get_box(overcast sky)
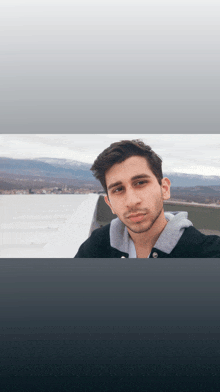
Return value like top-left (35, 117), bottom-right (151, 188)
top-left (0, 134), bottom-right (219, 177)
top-left (1, 1), bottom-right (220, 132)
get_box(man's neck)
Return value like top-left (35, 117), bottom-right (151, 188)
top-left (127, 212), bottom-right (168, 251)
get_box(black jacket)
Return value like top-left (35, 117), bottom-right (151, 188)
top-left (74, 224), bottom-right (220, 258)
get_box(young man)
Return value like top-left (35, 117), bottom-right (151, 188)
top-left (74, 140), bottom-right (220, 258)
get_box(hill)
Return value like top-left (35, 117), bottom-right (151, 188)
top-left (0, 157), bottom-right (219, 202)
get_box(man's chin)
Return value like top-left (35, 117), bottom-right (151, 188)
top-left (126, 221), bottom-right (153, 234)
top-left (124, 207), bottom-right (164, 235)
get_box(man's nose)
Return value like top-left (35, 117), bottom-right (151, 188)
top-left (125, 188), bottom-right (141, 208)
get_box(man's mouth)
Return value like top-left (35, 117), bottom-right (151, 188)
top-left (127, 213), bottom-right (146, 223)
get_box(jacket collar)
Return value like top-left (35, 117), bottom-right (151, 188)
top-left (110, 212), bottom-right (193, 257)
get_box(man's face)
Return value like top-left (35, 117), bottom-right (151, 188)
top-left (104, 156), bottom-right (171, 235)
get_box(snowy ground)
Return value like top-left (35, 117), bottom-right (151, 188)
top-left (0, 194), bottom-right (97, 258)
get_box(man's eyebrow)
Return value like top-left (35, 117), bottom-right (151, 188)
top-left (107, 174), bottom-right (151, 191)
top-left (131, 174), bottom-right (151, 181)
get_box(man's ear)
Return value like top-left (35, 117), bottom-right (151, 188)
top-left (161, 177), bottom-right (171, 200)
top-left (104, 195), bottom-right (115, 214)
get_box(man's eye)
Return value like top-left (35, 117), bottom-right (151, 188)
top-left (113, 187), bottom-right (123, 193)
top-left (136, 181), bottom-right (147, 186)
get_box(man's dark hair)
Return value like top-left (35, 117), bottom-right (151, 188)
top-left (90, 139), bottom-right (163, 194)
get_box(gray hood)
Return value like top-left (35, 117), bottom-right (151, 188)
top-left (110, 211), bottom-right (193, 258)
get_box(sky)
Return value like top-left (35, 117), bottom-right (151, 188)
top-left (0, 134), bottom-right (219, 177)
top-left (1, 1), bottom-right (220, 132)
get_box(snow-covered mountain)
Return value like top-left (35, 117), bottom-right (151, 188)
top-left (34, 158), bottom-right (91, 171)
top-left (0, 157), bottom-right (219, 187)
top-left (0, 157), bottom-right (94, 181)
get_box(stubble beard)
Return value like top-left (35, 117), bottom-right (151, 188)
top-left (125, 205), bottom-right (164, 235)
